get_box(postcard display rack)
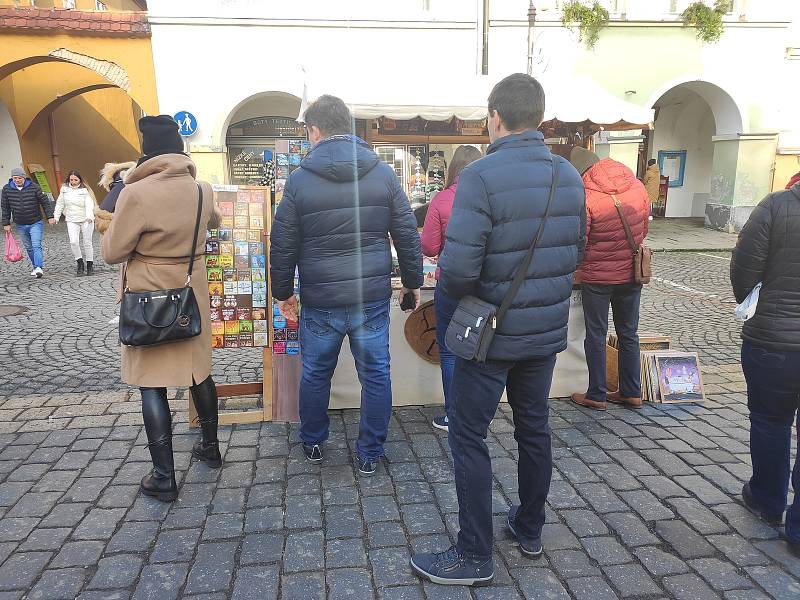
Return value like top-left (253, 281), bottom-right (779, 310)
top-left (189, 184), bottom-right (274, 426)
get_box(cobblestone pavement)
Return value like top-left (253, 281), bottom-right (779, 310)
top-left (645, 218), bottom-right (737, 252)
top-left (1, 223), bottom-right (799, 599)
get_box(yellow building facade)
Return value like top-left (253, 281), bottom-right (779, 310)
top-left (0, 1), bottom-right (158, 199)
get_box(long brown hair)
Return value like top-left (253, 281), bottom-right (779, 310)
top-left (445, 145), bottom-right (482, 189)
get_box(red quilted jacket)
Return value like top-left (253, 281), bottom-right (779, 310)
top-left (577, 158), bottom-right (650, 285)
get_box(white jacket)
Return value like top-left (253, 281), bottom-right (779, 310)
top-left (54, 186), bottom-right (94, 223)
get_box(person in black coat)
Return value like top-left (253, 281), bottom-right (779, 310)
top-left (270, 95), bottom-right (422, 477)
top-left (730, 182), bottom-right (800, 556)
top-left (2, 167), bottom-right (55, 277)
top-left (411, 74), bottom-right (586, 586)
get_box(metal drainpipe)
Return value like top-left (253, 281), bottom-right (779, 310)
top-left (48, 113), bottom-right (62, 190)
top-left (481, 0), bottom-right (489, 75)
top-left (526, 2), bottom-right (537, 76)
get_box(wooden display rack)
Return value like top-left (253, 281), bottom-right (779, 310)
top-left (189, 185), bottom-right (275, 427)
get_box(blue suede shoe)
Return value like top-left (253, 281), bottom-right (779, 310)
top-left (410, 545), bottom-right (494, 586)
top-left (507, 505), bottom-right (544, 558)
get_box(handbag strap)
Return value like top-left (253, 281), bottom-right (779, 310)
top-left (612, 194), bottom-right (638, 255)
top-left (496, 158), bottom-right (560, 325)
top-left (186, 183), bottom-right (204, 284)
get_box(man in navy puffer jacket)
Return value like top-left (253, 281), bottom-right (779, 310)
top-left (270, 95), bottom-right (422, 477)
top-left (411, 74), bottom-right (585, 586)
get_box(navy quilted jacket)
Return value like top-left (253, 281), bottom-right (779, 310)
top-left (270, 135), bottom-right (422, 309)
top-left (439, 130), bottom-right (586, 360)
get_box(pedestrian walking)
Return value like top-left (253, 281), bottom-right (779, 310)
top-left (643, 158), bottom-right (660, 206)
top-left (731, 179), bottom-right (800, 557)
top-left (569, 148), bottom-right (650, 411)
top-left (410, 73), bottom-right (586, 586)
top-left (101, 115), bottom-right (223, 502)
top-left (95, 160), bottom-right (136, 234)
top-left (270, 95), bottom-right (423, 477)
top-left (1, 167), bottom-right (55, 278)
top-left (54, 170), bottom-right (96, 276)
top-left (420, 145), bottom-right (482, 432)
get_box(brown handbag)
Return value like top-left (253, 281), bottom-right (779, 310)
top-left (612, 194), bottom-right (652, 284)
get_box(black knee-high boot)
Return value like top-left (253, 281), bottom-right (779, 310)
top-left (140, 387), bottom-right (178, 502)
top-left (190, 376), bottom-right (222, 468)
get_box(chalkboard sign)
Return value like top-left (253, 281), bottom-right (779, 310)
top-left (229, 147), bottom-right (266, 185)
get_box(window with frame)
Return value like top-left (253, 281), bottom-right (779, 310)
top-left (96, 1), bottom-right (108, 10)
top-left (63, 0), bottom-right (76, 8)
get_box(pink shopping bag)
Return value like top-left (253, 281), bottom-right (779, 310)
top-left (4, 230), bottom-right (23, 263)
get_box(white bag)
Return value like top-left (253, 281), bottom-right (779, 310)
top-left (735, 282), bottom-right (762, 322)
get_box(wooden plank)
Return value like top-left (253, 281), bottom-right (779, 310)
top-left (216, 382), bottom-right (263, 397)
top-left (219, 411), bottom-right (266, 425)
top-left (272, 353), bottom-right (301, 422)
top-left (262, 347), bottom-right (273, 422)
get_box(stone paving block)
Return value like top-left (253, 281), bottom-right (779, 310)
top-left (689, 558), bottom-right (754, 591)
top-left (283, 530), bottom-right (325, 573)
top-left (401, 503), bottom-right (446, 535)
top-left (64, 477), bottom-right (111, 503)
top-left (184, 542), bottom-right (236, 595)
top-left (673, 475), bottom-right (730, 504)
top-left (0, 551), bottom-right (51, 590)
top-left (638, 475), bottom-right (691, 499)
top-left (753, 540), bottom-right (800, 578)
top-left (203, 513), bottom-right (244, 540)
top-left (580, 536), bottom-right (632, 565)
top-left (72, 507), bottom-right (125, 540)
top-left (39, 502), bottom-right (89, 527)
top-left (327, 537), bottom-right (368, 569)
top-left (106, 521), bottom-right (159, 553)
top-left (567, 576), bottom-right (620, 600)
top-left (618, 489), bottom-right (676, 521)
top-left (133, 563), bottom-right (189, 600)
top-left (656, 520), bottom-right (716, 558)
top-left (323, 487), bottom-right (358, 506)
top-left (285, 494), bottom-right (321, 529)
top-left (126, 497), bottom-right (171, 521)
top-left (575, 482), bottom-right (628, 513)
top-left (635, 546), bottom-right (691, 576)
top-left (473, 587), bottom-right (523, 600)
top-left (0, 543), bottom-right (16, 566)
top-left (240, 533), bottom-right (284, 565)
top-left (549, 549), bottom-right (600, 579)
top-left (641, 449), bottom-right (696, 477)
top-left (327, 568), bottom-right (375, 600)
top-left (561, 509), bottom-right (609, 537)
top-left (6, 463), bottom-right (49, 482)
top-left (208, 487), bottom-right (246, 514)
top-left (77, 592), bottom-right (130, 600)
top-left (714, 503), bottom-right (780, 540)
top-left (603, 512), bottom-right (659, 546)
top-left (603, 563), bottom-right (662, 597)
top-left (87, 554), bottom-right (143, 589)
top-left (379, 586), bottom-right (426, 600)
top-left (554, 456), bottom-right (600, 484)
top-left (547, 480), bottom-right (587, 509)
top-left (362, 495), bottom-right (401, 522)
top-left (18, 527), bottom-right (71, 551)
top-left (422, 581), bottom-right (473, 599)
top-left (724, 592), bottom-right (770, 600)
top-left (396, 481), bottom-right (435, 505)
top-left (0, 482), bottom-right (32, 506)
top-left (151, 528), bottom-right (201, 563)
top-left (540, 522), bottom-right (581, 550)
top-left (244, 506), bottom-right (284, 533)
top-left (27, 567), bottom-right (87, 600)
top-left (369, 521), bottom-right (408, 548)
top-left (663, 573), bottom-right (723, 600)
top-left (369, 547), bottom-right (418, 587)
top-left (162, 507), bottom-right (207, 530)
top-left (246, 483), bottom-right (283, 508)
top-left (280, 572), bottom-right (325, 600)
top-left (0, 516), bottom-right (38, 541)
top-left (708, 533), bottom-right (771, 567)
top-left (325, 504), bottom-right (364, 539)
top-left (231, 565), bottom-right (279, 600)
top-left (667, 497), bottom-right (730, 534)
top-left (513, 567), bottom-right (570, 600)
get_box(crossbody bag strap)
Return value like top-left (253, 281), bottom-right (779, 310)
top-left (186, 183), bottom-right (204, 285)
top-left (496, 158), bottom-right (560, 325)
top-left (612, 194), bottom-right (638, 254)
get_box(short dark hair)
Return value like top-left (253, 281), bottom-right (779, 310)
top-left (303, 95), bottom-right (354, 137)
top-left (487, 73), bottom-right (545, 132)
top-left (648, 159), bottom-right (657, 166)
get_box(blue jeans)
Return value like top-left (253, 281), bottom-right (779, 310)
top-left (450, 353), bottom-right (557, 560)
top-left (299, 299), bottom-right (392, 461)
top-left (742, 341), bottom-right (800, 542)
top-left (434, 286), bottom-right (458, 415)
top-left (582, 283), bottom-right (642, 400)
top-left (15, 221), bottom-right (43, 268)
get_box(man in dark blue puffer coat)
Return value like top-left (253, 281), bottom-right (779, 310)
top-left (411, 74), bottom-right (586, 586)
top-left (270, 95), bottom-right (422, 477)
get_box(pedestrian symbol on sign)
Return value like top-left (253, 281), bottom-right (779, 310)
top-left (174, 111), bottom-right (197, 137)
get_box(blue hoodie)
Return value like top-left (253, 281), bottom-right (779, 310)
top-left (270, 135), bottom-right (423, 309)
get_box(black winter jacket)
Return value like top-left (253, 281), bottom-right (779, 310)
top-left (1, 178), bottom-right (53, 226)
top-left (270, 135), bottom-right (423, 309)
top-left (731, 184), bottom-right (800, 351)
top-left (439, 131), bottom-right (586, 361)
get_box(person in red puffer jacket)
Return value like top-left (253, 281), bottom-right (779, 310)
top-left (569, 147), bottom-right (650, 411)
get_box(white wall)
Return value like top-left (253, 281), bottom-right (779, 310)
top-left (0, 101), bottom-right (22, 183)
top-left (651, 95), bottom-right (715, 217)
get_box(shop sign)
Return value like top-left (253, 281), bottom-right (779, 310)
top-left (229, 147), bottom-right (266, 185)
top-left (228, 117), bottom-right (306, 139)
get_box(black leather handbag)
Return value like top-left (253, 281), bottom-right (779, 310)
top-left (445, 160), bottom-right (559, 363)
top-left (119, 184), bottom-right (204, 347)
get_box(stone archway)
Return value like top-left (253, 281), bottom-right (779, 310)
top-left (0, 99), bottom-right (22, 182)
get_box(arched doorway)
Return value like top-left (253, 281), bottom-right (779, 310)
top-left (224, 92), bottom-right (304, 186)
top-left (0, 100), bottom-right (22, 182)
top-left (647, 81), bottom-right (744, 218)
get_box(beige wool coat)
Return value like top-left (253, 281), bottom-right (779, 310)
top-left (101, 154), bottom-right (218, 388)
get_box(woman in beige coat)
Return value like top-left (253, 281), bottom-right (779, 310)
top-left (102, 115), bottom-right (222, 502)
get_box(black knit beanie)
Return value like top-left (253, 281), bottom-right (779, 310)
top-left (139, 115), bottom-right (184, 156)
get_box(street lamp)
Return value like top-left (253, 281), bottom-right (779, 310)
top-left (526, 1), bottom-right (537, 76)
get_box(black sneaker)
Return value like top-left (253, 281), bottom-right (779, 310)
top-left (410, 545), bottom-right (494, 586)
top-left (302, 443), bottom-right (323, 464)
top-left (742, 482), bottom-right (783, 526)
top-left (357, 455), bottom-right (377, 477)
top-left (432, 415), bottom-right (449, 432)
top-left (507, 505), bottom-right (543, 558)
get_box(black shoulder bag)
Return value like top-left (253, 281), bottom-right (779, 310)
top-left (119, 184), bottom-right (204, 347)
top-left (445, 160), bottom-right (559, 363)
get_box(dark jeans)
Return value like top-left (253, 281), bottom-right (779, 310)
top-left (582, 283), bottom-right (642, 400)
top-left (299, 299), bottom-right (392, 462)
top-left (742, 341), bottom-right (800, 541)
top-left (434, 286), bottom-right (458, 415)
top-left (15, 221), bottom-right (43, 268)
top-left (449, 354), bottom-right (557, 560)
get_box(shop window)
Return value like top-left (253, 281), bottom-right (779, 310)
top-left (63, 0), bottom-right (76, 8)
top-left (96, 0), bottom-right (108, 10)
